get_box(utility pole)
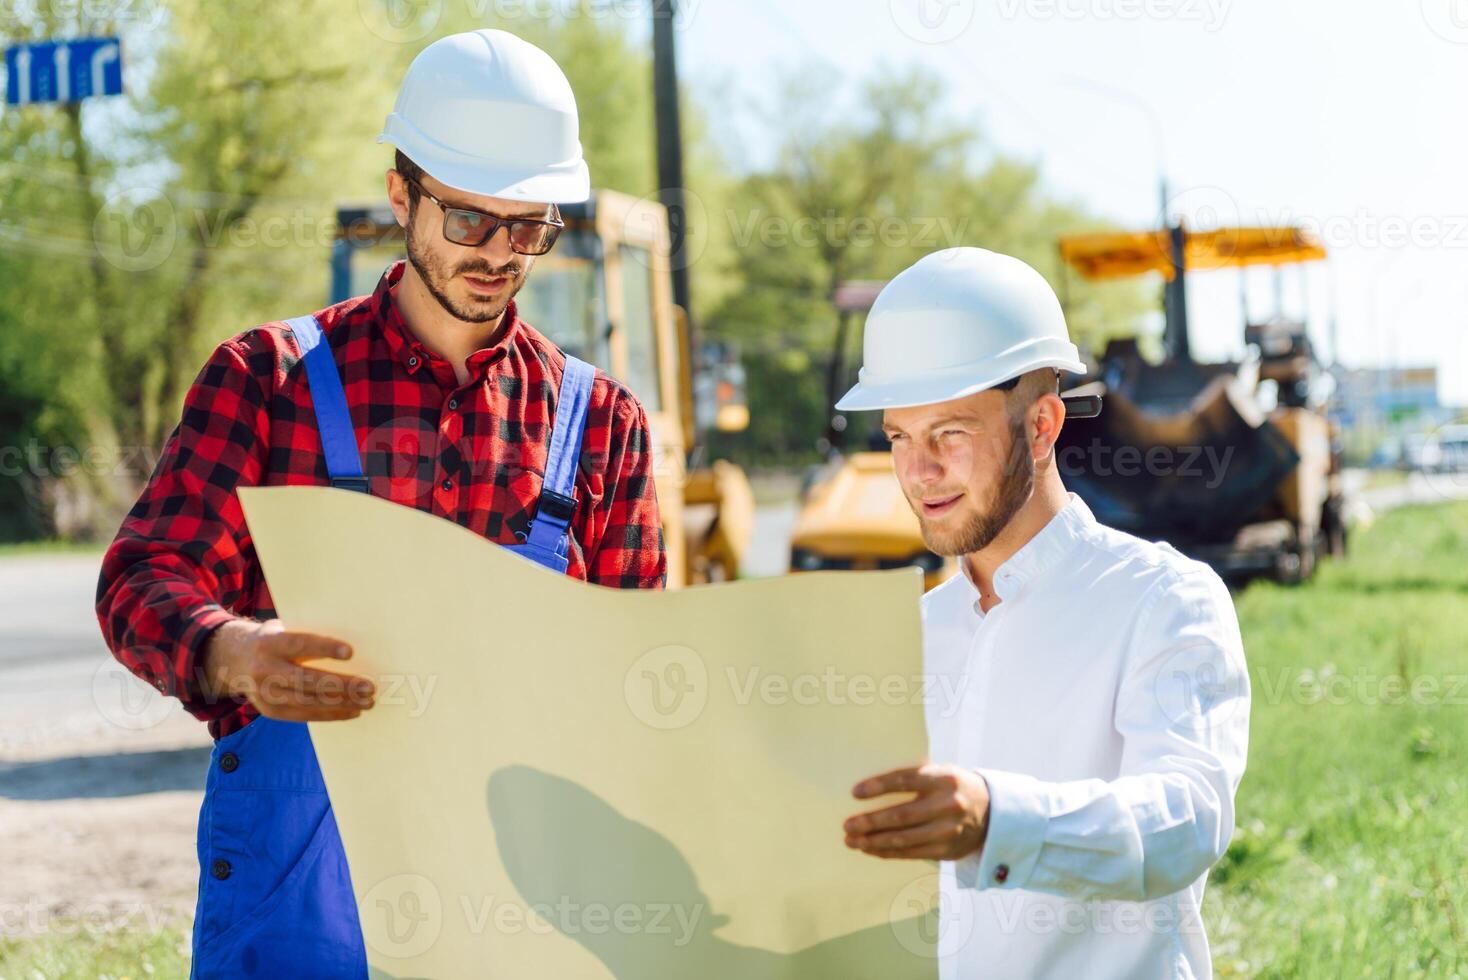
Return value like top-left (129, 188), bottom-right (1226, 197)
top-left (652, 0), bottom-right (694, 350)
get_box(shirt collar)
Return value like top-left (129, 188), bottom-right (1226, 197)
top-left (371, 259), bottom-right (523, 382)
top-left (960, 493), bottom-right (1096, 609)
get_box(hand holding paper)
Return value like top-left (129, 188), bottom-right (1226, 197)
top-left (240, 486), bottom-right (944, 979)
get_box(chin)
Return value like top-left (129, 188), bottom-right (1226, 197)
top-left (917, 519), bottom-right (965, 558)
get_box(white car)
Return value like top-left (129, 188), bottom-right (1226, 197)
top-left (1438, 425), bottom-right (1468, 471)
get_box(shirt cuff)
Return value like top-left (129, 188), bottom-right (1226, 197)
top-left (172, 604), bottom-right (243, 723)
top-left (956, 767), bottom-right (1050, 891)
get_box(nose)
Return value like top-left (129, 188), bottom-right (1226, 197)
top-left (471, 223), bottom-right (517, 268)
top-left (899, 442), bottom-right (945, 491)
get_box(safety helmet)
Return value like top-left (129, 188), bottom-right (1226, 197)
top-left (835, 247), bottom-right (1087, 411)
top-left (378, 29), bottom-right (590, 204)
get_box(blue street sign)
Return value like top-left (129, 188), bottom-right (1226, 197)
top-left (5, 37), bottom-right (124, 107)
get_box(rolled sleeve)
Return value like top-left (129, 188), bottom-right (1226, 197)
top-left (95, 339), bottom-right (267, 723)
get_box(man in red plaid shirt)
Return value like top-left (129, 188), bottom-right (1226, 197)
top-left (95, 30), bottom-right (664, 976)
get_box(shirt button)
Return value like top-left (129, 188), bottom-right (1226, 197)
top-left (211, 859), bottom-right (232, 881)
top-left (407, 355), bottom-right (419, 368)
top-left (218, 752), bottom-right (239, 773)
top-left (441, 478), bottom-right (453, 492)
top-left (994, 863), bottom-right (1010, 884)
top-left (447, 397), bottom-right (459, 410)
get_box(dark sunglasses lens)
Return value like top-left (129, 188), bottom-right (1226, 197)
top-left (508, 221), bottom-right (557, 255)
top-left (443, 208), bottom-right (492, 245)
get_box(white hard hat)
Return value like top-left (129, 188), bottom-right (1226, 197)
top-left (378, 29), bottom-right (590, 204)
top-left (835, 247), bottom-right (1087, 411)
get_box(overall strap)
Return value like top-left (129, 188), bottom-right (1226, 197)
top-left (286, 315), bottom-right (370, 494)
top-left (523, 355), bottom-right (596, 555)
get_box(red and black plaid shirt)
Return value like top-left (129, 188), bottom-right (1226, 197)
top-left (97, 260), bottom-right (666, 739)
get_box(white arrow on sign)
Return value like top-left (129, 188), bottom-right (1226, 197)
top-left (54, 44), bottom-right (70, 103)
top-left (14, 47), bottom-right (31, 104)
top-left (90, 41), bottom-right (120, 98)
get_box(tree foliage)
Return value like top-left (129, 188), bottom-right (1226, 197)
top-left (0, 4), bottom-right (1149, 539)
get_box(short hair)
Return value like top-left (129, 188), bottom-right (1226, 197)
top-left (1001, 368), bottom-right (1060, 426)
top-left (395, 149), bottom-right (424, 212)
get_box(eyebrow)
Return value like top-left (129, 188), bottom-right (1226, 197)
top-left (423, 185), bottom-right (552, 220)
top-left (883, 415), bottom-right (980, 435)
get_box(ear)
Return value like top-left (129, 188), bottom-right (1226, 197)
top-left (1030, 392), bottom-right (1066, 461)
top-left (386, 170), bottom-right (412, 230)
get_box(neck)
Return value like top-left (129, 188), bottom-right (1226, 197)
top-left (962, 467), bottom-right (1069, 605)
top-left (396, 264), bottom-right (507, 384)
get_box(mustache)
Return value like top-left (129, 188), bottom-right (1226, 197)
top-left (457, 261), bottom-right (521, 279)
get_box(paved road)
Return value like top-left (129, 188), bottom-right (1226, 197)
top-left (1, 554), bottom-right (112, 741)
top-left (0, 553), bottom-right (202, 756)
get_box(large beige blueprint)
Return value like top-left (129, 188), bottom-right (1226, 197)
top-left (239, 486), bottom-right (939, 978)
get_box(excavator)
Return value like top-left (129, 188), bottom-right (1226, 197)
top-left (328, 190), bottom-right (754, 588)
top-left (789, 222), bottom-right (1344, 585)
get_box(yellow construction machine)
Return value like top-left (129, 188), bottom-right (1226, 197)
top-left (1054, 222), bottom-right (1346, 582)
top-left (329, 190), bottom-right (753, 588)
top-left (789, 222), bottom-right (1343, 585)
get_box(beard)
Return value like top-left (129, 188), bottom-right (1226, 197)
top-left (918, 415), bottom-right (1036, 557)
top-left (404, 216), bottom-right (527, 324)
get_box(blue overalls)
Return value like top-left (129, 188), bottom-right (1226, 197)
top-left (189, 314), bottom-right (595, 977)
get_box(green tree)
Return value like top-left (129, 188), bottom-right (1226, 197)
top-left (703, 67), bottom-right (1151, 463)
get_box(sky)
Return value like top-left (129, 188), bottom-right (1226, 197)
top-left (649, 0), bottom-right (1468, 405)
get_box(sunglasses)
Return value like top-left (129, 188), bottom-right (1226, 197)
top-left (403, 174), bottom-right (564, 256)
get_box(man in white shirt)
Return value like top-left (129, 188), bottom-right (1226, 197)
top-left (838, 247), bottom-right (1250, 979)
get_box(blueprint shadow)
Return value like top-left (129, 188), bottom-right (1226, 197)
top-left (485, 765), bottom-right (938, 979)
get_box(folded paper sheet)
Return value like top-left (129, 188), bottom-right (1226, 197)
top-left (239, 486), bottom-right (939, 979)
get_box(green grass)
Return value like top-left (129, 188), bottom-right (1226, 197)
top-left (4, 504), bottom-right (1465, 977)
top-left (0, 926), bottom-right (191, 979)
top-left (0, 539), bottom-right (104, 558)
top-left (1357, 468), bottom-right (1412, 491)
top-left (1207, 501), bottom-right (1468, 977)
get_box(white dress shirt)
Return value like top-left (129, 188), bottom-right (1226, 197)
top-left (923, 493), bottom-right (1249, 979)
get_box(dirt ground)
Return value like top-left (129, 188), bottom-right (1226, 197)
top-left (0, 710), bottom-right (211, 940)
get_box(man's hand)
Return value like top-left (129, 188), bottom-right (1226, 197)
top-left (844, 762), bottom-right (991, 861)
top-left (202, 619), bottom-right (374, 722)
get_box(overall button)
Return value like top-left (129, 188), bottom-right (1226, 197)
top-left (218, 752), bottom-right (239, 773)
top-left (211, 859), bottom-right (232, 881)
